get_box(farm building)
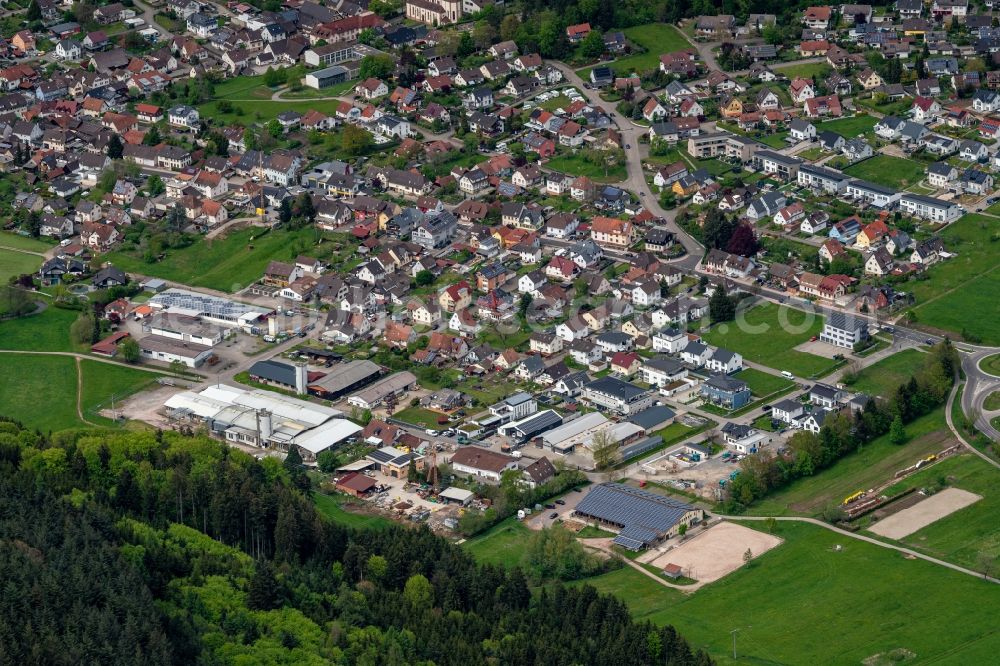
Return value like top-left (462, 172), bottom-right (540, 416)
top-left (574, 483), bottom-right (704, 550)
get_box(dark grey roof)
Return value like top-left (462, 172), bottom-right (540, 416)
top-left (585, 376), bottom-right (647, 401)
top-left (810, 383), bottom-right (840, 399)
top-left (249, 359), bottom-right (296, 385)
top-left (575, 483), bottom-right (694, 548)
top-left (627, 405), bottom-right (676, 430)
top-left (510, 409), bottom-right (563, 437)
top-left (705, 374), bottom-right (749, 393)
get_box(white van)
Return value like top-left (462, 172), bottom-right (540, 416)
top-left (781, 371), bottom-right (794, 379)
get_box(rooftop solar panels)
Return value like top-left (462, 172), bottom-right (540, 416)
top-left (575, 483), bottom-right (695, 548)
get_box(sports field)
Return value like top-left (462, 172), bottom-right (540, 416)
top-left (702, 303), bottom-right (838, 378)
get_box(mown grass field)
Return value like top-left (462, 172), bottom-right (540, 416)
top-left (0, 307), bottom-right (84, 352)
top-left (732, 367), bottom-right (794, 397)
top-left (0, 248), bottom-right (42, 283)
top-left (79, 359), bottom-right (162, 420)
top-left (843, 154), bottom-right (927, 189)
top-left (701, 303), bottom-right (837, 378)
top-left (546, 153), bottom-right (627, 182)
top-left (462, 517), bottom-right (532, 567)
top-left (0, 232), bottom-right (53, 252)
top-left (816, 114), bottom-right (878, 137)
top-left (394, 406), bottom-right (447, 429)
top-left (0, 355), bottom-right (160, 430)
top-left (847, 348), bottom-right (926, 399)
top-left (312, 492), bottom-right (394, 530)
top-left (577, 24), bottom-right (689, 78)
top-left (749, 407), bottom-right (954, 516)
top-left (773, 61), bottom-right (832, 80)
top-left (102, 227), bottom-right (326, 293)
top-left (579, 521), bottom-right (1000, 664)
top-left (0, 354), bottom-right (81, 430)
top-left (873, 454), bottom-right (1000, 570)
top-left (907, 214), bottom-right (1000, 344)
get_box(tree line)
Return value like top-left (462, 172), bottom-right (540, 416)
top-left (0, 420), bottom-right (711, 665)
top-left (724, 341), bottom-right (958, 513)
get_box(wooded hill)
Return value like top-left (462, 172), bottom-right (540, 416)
top-left (0, 420), bottom-right (712, 665)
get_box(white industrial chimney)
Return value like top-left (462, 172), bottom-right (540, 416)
top-left (256, 409), bottom-right (272, 446)
top-left (268, 317), bottom-right (278, 336)
top-left (294, 362), bottom-right (308, 395)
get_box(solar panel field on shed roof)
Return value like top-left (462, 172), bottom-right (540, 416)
top-left (575, 483), bottom-right (693, 543)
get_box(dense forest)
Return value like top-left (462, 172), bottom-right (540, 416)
top-left (0, 420), bottom-right (711, 665)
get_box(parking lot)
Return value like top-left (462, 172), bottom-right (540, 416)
top-left (526, 484), bottom-right (587, 529)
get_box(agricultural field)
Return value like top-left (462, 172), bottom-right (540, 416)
top-left (0, 248), bottom-right (42, 284)
top-left (312, 492), bottom-right (394, 530)
top-left (577, 24), bottom-right (689, 77)
top-left (0, 355), bottom-right (81, 430)
top-left (872, 454), bottom-right (1000, 571)
top-left (0, 306), bottom-right (85, 353)
top-left (907, 214), bottom-right (1000, 344)
top-left (462, 517), bottom-right (532, 567)
top-left (701, 303), bottom-right (838, 378)
top-left (749, 407), bottom-right (954, 516)
top-left (0, 355), bottom-right (160, 430)
top-left (845, 348), bottom-right (925, 399)
top-left (581, 521), bottom-right (1000, 664)
top-left (843, 155), bottom-right (927, 189)
top-left (545, 153), bottom-right (627, 182)
top-left (0, 232), bottom-right (54, 252)
top-left (731, 368), bottom-right (794, 397)
top-left (102, 226), bottom-right (330, 293)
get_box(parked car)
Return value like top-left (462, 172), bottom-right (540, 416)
top-left (549, 512), bottom-right (558, 519)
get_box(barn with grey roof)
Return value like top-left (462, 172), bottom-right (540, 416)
top-left (574, 483), bottom-right (704, 550)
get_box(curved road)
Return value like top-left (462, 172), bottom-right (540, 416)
top-left (961, 350), bottom-right (1000, 442)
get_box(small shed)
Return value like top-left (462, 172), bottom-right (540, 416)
top-left (335, 472), bottom-right (378, 498)
top-left (438, 486), bottom-right (475, 506)
top-left (662, 563), bottom-right (683, 580)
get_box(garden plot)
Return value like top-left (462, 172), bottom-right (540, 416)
top-left (869, 488), bottom-right (982, 540)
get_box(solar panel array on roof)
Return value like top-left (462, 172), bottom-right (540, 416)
top-left (575, 483), bottom-right (695, 548)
